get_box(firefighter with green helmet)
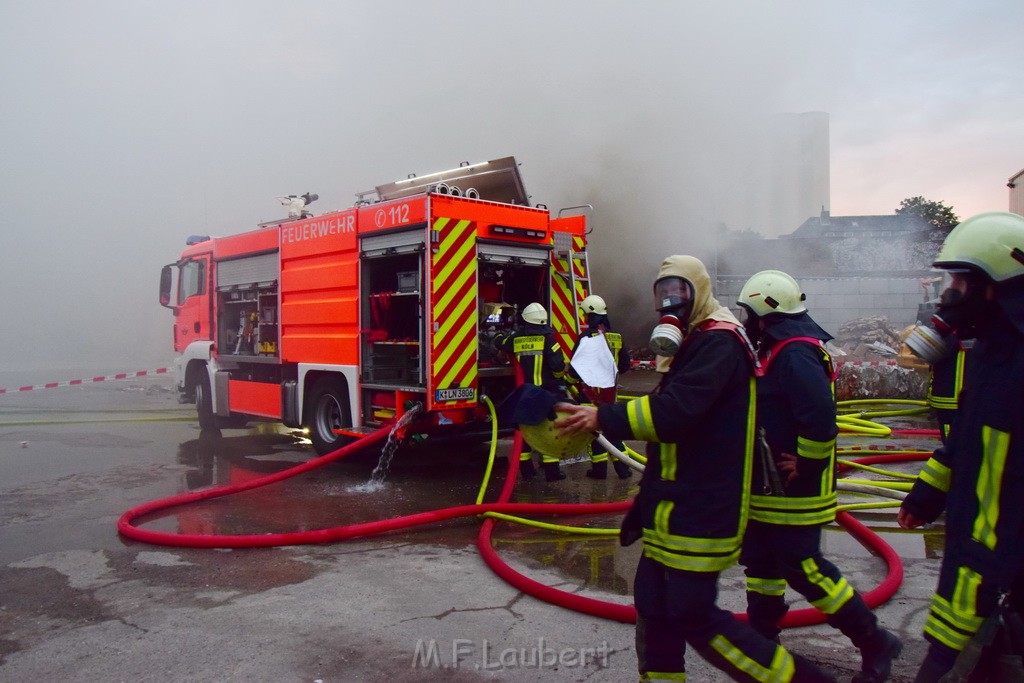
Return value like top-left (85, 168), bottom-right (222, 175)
top-left (494, 302), bottom-right (569, 482)
top-left (737, 269), bottom-right (901, 683)
top-left (556, 256), bottom-right (836, 682)
top-left (899, 211), bottom-right (1024, 681)
top-left (567, 294), bottom-right (634, 479)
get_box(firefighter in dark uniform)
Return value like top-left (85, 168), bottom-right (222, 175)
top-left (898, 212), bottom-right (1024, 681)
top-left (556, 256), bottom-right (835, 682)
top-left (925, 331), bottom-right (972, 443)
top-left (737, 270), bottom-right (901, 683)
top-left (494, 302), bottom-right (569, 482)
top-left (567, 294), bottom-right (634, 480)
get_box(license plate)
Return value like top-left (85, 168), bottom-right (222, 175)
top-left (435, 387), bottom-right (475, 402)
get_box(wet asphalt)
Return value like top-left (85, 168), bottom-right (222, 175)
top-left (0, 372), bottom-right (945, 681)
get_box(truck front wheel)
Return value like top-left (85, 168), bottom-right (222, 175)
top-left (194, 370), bottom-right (218, 431)
top-left (306, 377), bottom-right (355, 455)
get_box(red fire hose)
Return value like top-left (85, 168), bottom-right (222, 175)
top-left (118, 427), bottom-right (925, 627)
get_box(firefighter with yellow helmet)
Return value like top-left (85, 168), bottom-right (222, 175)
top-left (494, 302), bottom-right (569, 482)
top-left (899, 212), bottom-right (1024, 681)
top-left (567, 294), bottom-right (633, 479)
top-left (737, 269), bottom-right (901, 683)
top-left (556, 256), bottom-right (836, 682)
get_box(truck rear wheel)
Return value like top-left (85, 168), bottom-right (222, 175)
top-left (306, 377), bottom-right (355, 455)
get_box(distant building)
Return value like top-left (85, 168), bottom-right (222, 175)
top-left (782, 209), bottom-right (933, 275)
top-left (1009, 167), bottom-right (1024, 217)
top-left (788, 209), bottom-right (931, 242)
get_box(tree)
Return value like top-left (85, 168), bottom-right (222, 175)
top-left (895, 196), bottom-right (959, 235)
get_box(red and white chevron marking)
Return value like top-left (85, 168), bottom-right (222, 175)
top-left (0, 368), bottom-right (170, 395)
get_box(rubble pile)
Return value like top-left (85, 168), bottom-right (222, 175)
top-left (830, 315), bottom-right (902, 360)
top-left (830, 315), bottom-right (929, 401)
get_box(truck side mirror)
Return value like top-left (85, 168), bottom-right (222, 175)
top-left (159, 265), bottom-right (175, 309)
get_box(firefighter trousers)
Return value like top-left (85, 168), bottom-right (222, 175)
top-left (740, 520), bottom-right (879, 645)
top-left (634, 554), bottom-right (833, 682)
top-left (913, 554), bottom-right (1024, 681)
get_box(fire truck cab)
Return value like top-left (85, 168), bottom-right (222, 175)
top-left (159, 158), bottom-right (593, 454)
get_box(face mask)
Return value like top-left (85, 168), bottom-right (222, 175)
top-left (742, 311), bottom-right (762, 347)
top-left (648, 277), bottom-right (695, 356)
top-left (649, 314), bottom-right (686, 356)
top-left (904, 284), bottom-right (984, 363)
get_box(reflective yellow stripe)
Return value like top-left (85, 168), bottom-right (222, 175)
top-left (801, 557), bottom-right (854, 614)
top-left (796, 436), bottom-right (835, 460)
top-left (953, 349), bottom-right (967, 396)
top-left (924, 613), bottom-right (973, 651)
top-left (643, 545), bottom-right (741, 572)
top-left (972, 426), bottom-right (1009, 550)
top-left (627, 396), bottom-right (658, 441)
top-left (747, 576), bottom-right (787, 596)
top-left (710, 635), bottom-right (795, 682)
top-left (750, 493), bottom-right (837, 510)
top-left (641, 672), bottom-right (687, 681)
top-left (739, 377), bottom-right (757, 535)
top-left (925, 577), bottom-right (984, 652)
top-left (952, 566), bottom-right (983, 630)
top-left (749, 507), bottom-right (837, 526)
top-left (928, 395), bottom-right (959, 410)
top-left (643, 529), bottom-right (743, 554)
top-left (919, 457), bottom-right (952, 493)
top-left (660, 443), bottom-right (677, 481)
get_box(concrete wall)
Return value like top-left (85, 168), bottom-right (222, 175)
top-left (716, 275), bottom-right (930, 336)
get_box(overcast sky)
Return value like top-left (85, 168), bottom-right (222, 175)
top-left (1, 1), bottom-right (1021, 378)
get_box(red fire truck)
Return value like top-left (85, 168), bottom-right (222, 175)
top-left (159, 158), bottom-right (593, 454)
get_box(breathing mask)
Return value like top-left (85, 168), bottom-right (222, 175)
top-left (648, 276), bottom-right (695, 356)
top-left (904, 273), bottom-right (986, 364)
top-left (740, 308), bottom-right (762, 347)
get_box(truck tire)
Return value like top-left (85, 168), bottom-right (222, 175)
top-left (194, 370), bottom-right (218, 431)
top-left (306, 377), bottom-right (355, 455)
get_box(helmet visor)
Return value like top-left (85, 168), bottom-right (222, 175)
top-left (653, 277), bottom-right (694, 314)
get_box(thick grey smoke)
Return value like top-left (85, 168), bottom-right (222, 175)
top-left (0, 1), bottom-right (1020, 378)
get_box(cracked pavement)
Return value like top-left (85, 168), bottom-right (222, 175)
top-left (0, 376), bottom-right (940, 681)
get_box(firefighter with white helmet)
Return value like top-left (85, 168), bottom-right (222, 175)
top-left (738, 269), bottom-right (901, 683)
top-left (494, 302), bottom-right (569, 482)
top-left (568, 294), bottom-right (633, 479)
top-left (555, 256), bottom-right (836, 682)
top-left (899, 212), bottom-right (1024, 681)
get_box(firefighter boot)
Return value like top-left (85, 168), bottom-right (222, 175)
top-left (612, 459), bottom-right (633, 479)
top-left (585, 461), bottom-right (608, 479)
top-left (543, 462), bottom-right (567, 482)
top-left (851, 629), bottom-right (902, 683)
top-left (519, 458), bottom-right (537, 481)
top-left (830, 598), bottom-right (902, 682)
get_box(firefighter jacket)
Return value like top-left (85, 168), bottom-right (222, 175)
top-left (495, 323), bottom-right (566, 391)
top-left (597, 321), bottom-right (757, 573)
top-left (903, 317), bottom-right (1024, 549)
top-left (748, 314), bottom-right (839, 527)
top-left (927, 335), bottom-right (972, 427)
top-left (903, 313), bottom-right (1024, 653)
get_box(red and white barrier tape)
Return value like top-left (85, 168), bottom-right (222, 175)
top-left (0, 368), bottom-right (170, 395)
top-left (630, 359), bottom-right (900, 370)
top-left (834, 360), bottom-right (899, 367)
